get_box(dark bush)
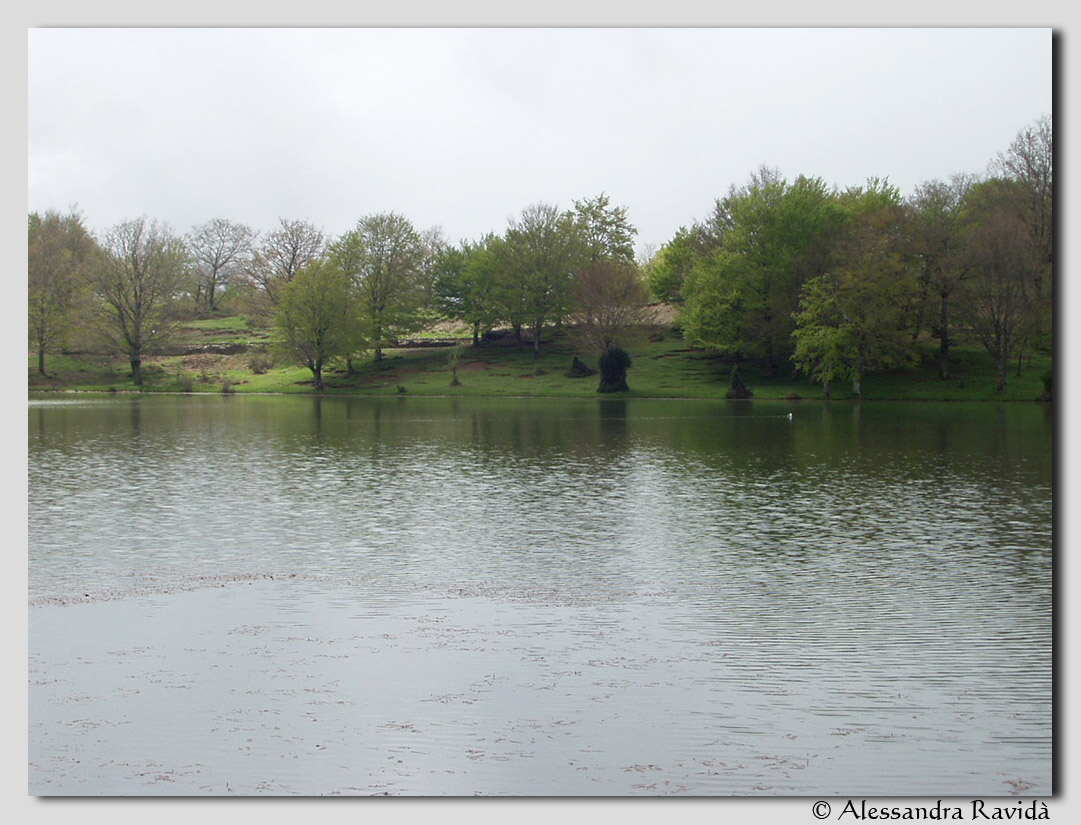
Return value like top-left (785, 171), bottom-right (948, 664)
top-left (598, 347), bottom-right (631, 393)
top-left (725, 364), bottom-right (753, 399)
top-left (566, 356), bottom-right (596, 378)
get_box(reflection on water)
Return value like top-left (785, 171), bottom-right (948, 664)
top-left (28, 395), bottom-right (1052, 795)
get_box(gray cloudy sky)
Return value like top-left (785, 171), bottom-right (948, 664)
top-left (27, 27), bottom-right (1052, 254)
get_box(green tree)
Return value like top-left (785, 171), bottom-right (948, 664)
top-left (907, 174), bottom-right (977, 378)
top-left (495, 203), bottom-right (588, 355)
top-left (330, 213), bottom-right (432, 361)
top-left (572, 192), bottom-right (637, 264)
top-left (682, 172), bottom-right (845, 375)
top-left (792, 182), bottom-right (918, 396)
top-left (28, 209), bottom-right (98, 375)
top-left (92, 217), bottom-right (190, 386)
top-left (432, 235), bottom-right (501, 346)
top-left (273, 260), bottom-right (355, 391)
top-left (645, 225), bottom-right (718, 304)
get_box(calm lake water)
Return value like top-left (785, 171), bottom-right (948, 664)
top-left (27, 394), bottom-right (1053, 796)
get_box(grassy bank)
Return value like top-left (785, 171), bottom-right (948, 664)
top-left (28, 315), bottom-right (1052, 403)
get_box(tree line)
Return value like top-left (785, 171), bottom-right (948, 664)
top-left (28, 116), bottom-right (1051, 395)
top-left (647, 115), bottom-right (1052, 395)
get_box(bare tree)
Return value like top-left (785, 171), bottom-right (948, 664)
top-left (186, 218), bottom-right (255, 311)
top-left (92, 217), bottom-right (190, 386)
top-left (573, 259), bottom-right (653, 392)
top-left (992, 115), bottom-right (1052, 269)
top-left (957, 182), bottom-right (1043, 393)
top-left (246, 218), bottom-right (327, 307)
top-left (574, 259), bottom-right (653, 353)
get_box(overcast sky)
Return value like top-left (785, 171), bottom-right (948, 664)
top-left (28, 27), bottom-right (1051, 255)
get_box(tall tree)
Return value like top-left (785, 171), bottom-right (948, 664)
top-left (907, 174), bottom-right (977, 378)
top-left (791, 182), bottom-right (919, 396)
top-left (186, 218), bottom-right (255, 311)
top-left (992, 115), bottom-right (1053, 270)
top-left (682, 173), bottom-right (845, 374)
top-left (496, 202), bottom-right (588, 355)
top-left (273, 260), bottom-right (355, 391)
top-left (92, 217), bottom-right (190, 386)
top-left (990, 115), bottom-right (1053, 352)
top-left (572, 192), bottom-right (637, 265)
top-left (246, 218), bottom-right (327, 307)
top-left (330, 212), bottom-right (431, 361)
top-left (28, 209), bottom-right (98, 375)
top-left (645, 224), bottom-right (719, 304)
top-left (957, 180), bottom-right (1044, 393)
top-left (432, 236), bottom-right (501, 346)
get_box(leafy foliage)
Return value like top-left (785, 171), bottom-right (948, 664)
top-left (273, 260), bottom-right (354, 390)
top-left (28, 209), bottom-right (98, 374)
top-left (330, 212), bottom-right (431, 360)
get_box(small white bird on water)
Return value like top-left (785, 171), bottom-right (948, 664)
top-left (788, 412), bottom-right (793, 420)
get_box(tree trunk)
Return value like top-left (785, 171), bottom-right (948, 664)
top-left (130, 357), bottom-right (143, 386)
top-left (996, 356), bottom-right (1008, 393)
top-left (514, 324), bottom-right (523, 351)
top-left (532, 323), bottom-right (542, 357)
top-left (312, 362), bottom-right (324, 391)
top-left (938, 293), bottom-right (951, 379)
top-left (472, 321), bottom-right (480, 347)
top-left (38, 344), bottom-right (46, 376)
top-left (765, 338), bottom-right (778, 378)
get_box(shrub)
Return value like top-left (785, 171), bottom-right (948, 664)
top-left (566, 356), bottom-right (596, 378)
top-left (598, 347), bottom-right (632, 393)
top-left (725, 364), bottom-right (753, 399)
top-left (248, 353), bottom-right (274, 374)
top-left (1039, 370), bottom-right (1052, 402)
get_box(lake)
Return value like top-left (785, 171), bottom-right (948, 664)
top-left (27, 394), bottom-right (1053, 796)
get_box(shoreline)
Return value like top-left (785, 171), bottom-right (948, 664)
top-left (28, 387), bottom-right (1054, 404)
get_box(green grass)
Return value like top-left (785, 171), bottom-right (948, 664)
top-left (180, 315), bottom-right (253, 331)
top-left (172, 315), bottom-right (272, 347)
top-left (29, 323), bottom-right (1052, 403)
